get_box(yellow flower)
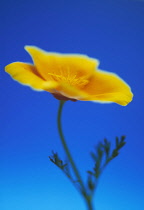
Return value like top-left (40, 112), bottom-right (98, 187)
top-left (5, 46), bottom-right (133, 105)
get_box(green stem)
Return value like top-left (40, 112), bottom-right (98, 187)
top-left (57, 100), bottom-right (93, 210)
top-left (57, 100), bottom-right (86, 193)
top-left (86, 199), bottom-right (93, 210)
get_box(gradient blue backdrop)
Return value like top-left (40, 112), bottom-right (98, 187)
top-left (1, 0), bottom-right (144, 209)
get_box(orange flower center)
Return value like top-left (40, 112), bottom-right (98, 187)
top-left (47, 72), bottom-right (89, 88)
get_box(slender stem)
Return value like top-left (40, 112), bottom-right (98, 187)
top-left (86, 199), bottom-right (93, 210)
top-left (57, 100), bottom-right (94, 210)
top-left (57, 101), bottom-right (86, 194)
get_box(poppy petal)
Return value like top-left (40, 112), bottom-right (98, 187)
top-left (57, 82), bottom-right (88, 99)
top-left (24, 46), bottom-right (99, 82)
top-left (5, 62), bottom-right (59, 92)
top-left (81, 69), bottom-right (133, 106)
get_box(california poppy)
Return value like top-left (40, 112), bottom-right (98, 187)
top-left (5, 46), bottom-right (133, 105)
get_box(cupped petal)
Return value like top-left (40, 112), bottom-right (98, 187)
top-left (24, 45), bottom-right (99, 82)
top-left (80, 70), bottom-right (133, 106)
top-left (5, 62), bottom-right (59, 92)
top-left (57, 82), bottom-right (88, 99)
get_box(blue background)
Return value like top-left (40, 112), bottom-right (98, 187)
top-left (1, 0), bottom-right (144, 209)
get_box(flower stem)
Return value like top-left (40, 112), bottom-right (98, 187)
top-left (57, 101), bottom-right (86, 192)
top-left (57, 100), bottom-right (93, 210)
top-left (86, 199), bottom-right (93, 210)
